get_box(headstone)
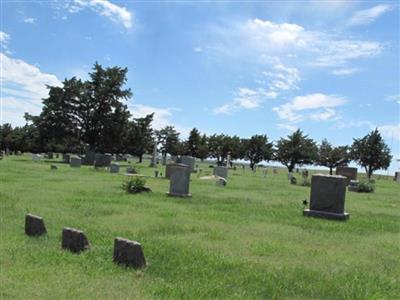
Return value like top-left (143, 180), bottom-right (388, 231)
top-left (126, 166), bottom-right (136, 174)
top-left (110, 163), bottom-right (120, 173)
top-left (70, 156), bottom-right (82, 167)
top-left (167, 163), bottom-right (191, 197)
top-left (394, 171), bottom-right (400, 183)
top-left (213, 166), bottom-right (228, 179)
top-left (273, 168), bottom-right (278, 174)
top-left (84, 150), bottom-right (96, 165)
top-left (303, 174), bottom-right (349, 220)
top-left (32, 154), bottom-right (42, 162)
top-left (25, 213), bottom-right (46, 236)
top-left (165, 162), bottom-right (179, 179)
top-left (116, 154), bottom-right (124, 162)
top-left (47, 152), bottom-right (54, 159)
top-left (62, 153), bottom-right (70, 163)
top-left (113, 237), bottom-right (146, 268)
top-left (61, 227), bottom-right (90, 253)
top-left (335, 166), bottom-right (357, 185)
top-left (290, 176), bottom-right (297, 185)
top-left (302, 170), bottom-right (309, 179)
top-left (154, 170), bottom-right (159, 178)
top-left (94, 153), bottom-right (112, 168)
top-left (348, 180), bottom-right (359, 192)
top-left (226, 154), bottom-right (231, 168)
top-left (180, 156), bottom-right (195, 173)
top-left (149, 142), bottom-right (157, 167)
top-left (50, 164), bottom-right (58, 170)
top-left (216, 177), bottom-right (227, 187)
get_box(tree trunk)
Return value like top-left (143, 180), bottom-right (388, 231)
top-left (138, 155), bottom-right (143, 163)
top-left (329, 167), bottom-right (333, 175)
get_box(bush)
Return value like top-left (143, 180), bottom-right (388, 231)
top-left (357, 181), bottom-right (375, 193)
top-left (123, 176), bottom-right (150, 194)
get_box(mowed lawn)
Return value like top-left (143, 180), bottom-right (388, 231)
top-left (0, 155), bottom-right (399, 299)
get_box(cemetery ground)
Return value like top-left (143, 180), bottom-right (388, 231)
top-left (0, 155), bottom-right (399, 299)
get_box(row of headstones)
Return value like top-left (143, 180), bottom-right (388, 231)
top-left (25, 214), bottom-right (146, 269)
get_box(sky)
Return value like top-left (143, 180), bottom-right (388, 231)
top-left (1, 0), bottom-right (399, 173)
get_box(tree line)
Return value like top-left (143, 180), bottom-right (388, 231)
top-left (0, 63), bottom-right (392, 178)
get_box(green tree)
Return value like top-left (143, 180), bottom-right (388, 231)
top-left (351, 129), bottom-right (392, 179)
top-left (242, 134), bottom-right (273, 170)
top-left (316, 139), bottom-right (350, 175)
top-left (126, 114), bottom-right (154, 163)
top-left (275, 129), bottom-right (318, 172)
top-left (186, 128), bottom-right (202, 157)
top-left (156, 126), bottom-right (180, 160)
top-left (197, 134), bottom-right (209, 161)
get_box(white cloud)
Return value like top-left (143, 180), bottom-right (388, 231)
top-left (278, 123), bottom-right (298, 132)
top-left (61, 0), bottom-right (133, 29)
top-left (210, 18), bottom-right (382, 68)
top-left (23, 17), bottom-right (36, 24)
top-left (193, 47), bottom-right (203, 53)
top-left (263, 64), bottom-right (301, 93)
top-left (386, 94), bottom-right (400, 104)
top-left (0, 31), bottom-right (10, 44)
top-left (378, 124), bottom-right (400, 141)
top-left (273, 93), bottom-right (346, 123)
top-left (331, 68), bottom-right (360, 76)
top-left (348, 4), bottom-right (392, 26)
top-left (213, 87), bottom-right (274, 115)
top-left (0, 53), bottom-right (62, 126)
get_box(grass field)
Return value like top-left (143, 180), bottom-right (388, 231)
top-left (1, 155), bottom-right (399, 299)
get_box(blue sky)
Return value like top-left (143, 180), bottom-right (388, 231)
top-left (1, 0), bottom-right (399, 172)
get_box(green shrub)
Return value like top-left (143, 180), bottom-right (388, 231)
top-left (357, 180), bottom-right (375, 193)
top-left (122, 176), bottom-right (150, 194)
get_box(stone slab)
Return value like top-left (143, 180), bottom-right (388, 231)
top-left (303, 209), bottom-right (350, 221)
top-left (113, 237), bottom-right (146, 268)
top-left (25, 213), bottom-right (47, 236)
top-left (61, 227), bottom-right (90, 253)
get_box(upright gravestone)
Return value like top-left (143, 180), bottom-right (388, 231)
top-left (335, 166), bottom-right (357, 185)
top-left (180, 156), bottom-right (195, 173)
top-left (94, 153), bottom-right (112, 168)
top-left (348, 180), bottom-right (359, 192)
top-left (149, 142), bottom-right (157, 167)
top-left (70, 156), bottom-right (82, 167)
top-left (62, 153), bottom-right (70, 163)
top-left (394, 171), bottom-right (400, 183)
top-left (213, 166), bottom-right (228, 179)
top-left (25, 213), bottom-right (47, 236)
top-left (226, 154), bottom-right (231, 168)
top-left (47, 152), bottom-right (54, 159)
top-left (84, 150), bottom-right (96, 165)
top-left (303, 174), bottom-right (349, 220)
top-left (113, 237), bottom-right (146, 268)
top-left (61, 227), bottom-right (90, 253)
top-left (273, 168), bottom-right (278, 174)
top-left (32, 154), bottom-right (42, 162)
top-left (110, 163), bottom-right (120, 173)
top-left (167, 163), bottom-right (191, 197)
top-left (165, 162), bottom-right (179, 179)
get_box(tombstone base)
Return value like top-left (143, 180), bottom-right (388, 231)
top-left (166, 192), bottom-right (192, 198)
top-left (303, 209), bottom-right (349, 221)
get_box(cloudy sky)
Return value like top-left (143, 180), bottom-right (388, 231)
top-left (1, 0), bottom-right (399, 171)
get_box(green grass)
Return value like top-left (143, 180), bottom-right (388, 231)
top-left (0, 155), bottom-right (399, 299)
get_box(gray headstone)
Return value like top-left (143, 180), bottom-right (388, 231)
top-left (213, 166), bottom-right (228, 179)
top-left (110, 163), bottom-right (120, 173)
top-left (216, 177), bottom-right (227, 187)
top-left (84, 150), bottom-right (96, 165)
top-left (113, 237), bottom-right (146, 268)
top-left (165, 162), bottom-right (179, 179)
top-left (154, 170), bottom-right (159, 178)
top-left (335, 166), bottom-right (357, 185)
top-left (61, 227), bottom-right (90, 253)
top-left (273, 168), bottom-right (278, 174)
top-left (348, 180), bottom-right (359, 192)
top-left (94, 153), bottom-right (112, 168)
top-left (25, 213), bottom-right (46, 236)
top-left (303, 174), bottom-right (349, 220)
top-left (70, 156), bottom-right (82, 167)
top-left (50, 164), bottom-right (58, 170)
top-left (126, 166), bottom-right (136, 174)
top-left (394, 171), bottom-right (400, 183)
top-left (290, 176), bottom-right (297, 185)
top-left (32, 154), bottom-right (42, 162)
top-left (167, 163), bottom-right (191, 197)
top-left (180, 156), bottom-right (195, 173)
top-left (62, 153), bottom-right (70, 163)
top-left (47, 152), bottom-right (54, 159)
top-left (149, 142), bottom-right (157, 167)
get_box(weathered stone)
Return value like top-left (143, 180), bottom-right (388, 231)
top-left (62, 153), bottom-right (70, 163)
top-left (216, 177), bottom-right (227, 187)
top-left (165, 162), bottom-right (179, 179)
top-left (213, 166), bottom-right (228, 179)
top-left (336, 166), bottom-right (357, 185)
top-left (84, 150), bottom-right (96, 165)
top-left (180, 156), bottom-right (195, 173)
top-left (113, 237), bottom-right (146, 268)
top-left (25, 213), bottom-right (46, 236)
top-left (154, 170), bottom-right (159, 178)
top-left (348, 180), bottom-right (359, 192)
top-left (302, 170), bottom-right (309, 179)
top-left (273, 168), bottom-right (278, 174)
top-left (110, 163), bottom-right (120, 173)
top-left (290, 176), bottom-right (297, 185)
top-left (394, 171), bottom-right (400, 183)
top-left (50, 164), bottom-right (58, 170)
top-left (303, 174), bottom-right (349, 220)
top-left (61, 227), bottom-right (90, 253)
top-left (94, 153), bottom-right (112, 168)
top-left (70, 156), bottom-right (82, 167)
top-left (32, 154), bottom-right (42, 162)
top-left (126, 166), bottom-right (136, 174)
top-left (167, 163), bottom-right (191, 197)
top-left (47, 152), bottom-right (54, 159)
top-left (149, 142), bottom-right (158, 167)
